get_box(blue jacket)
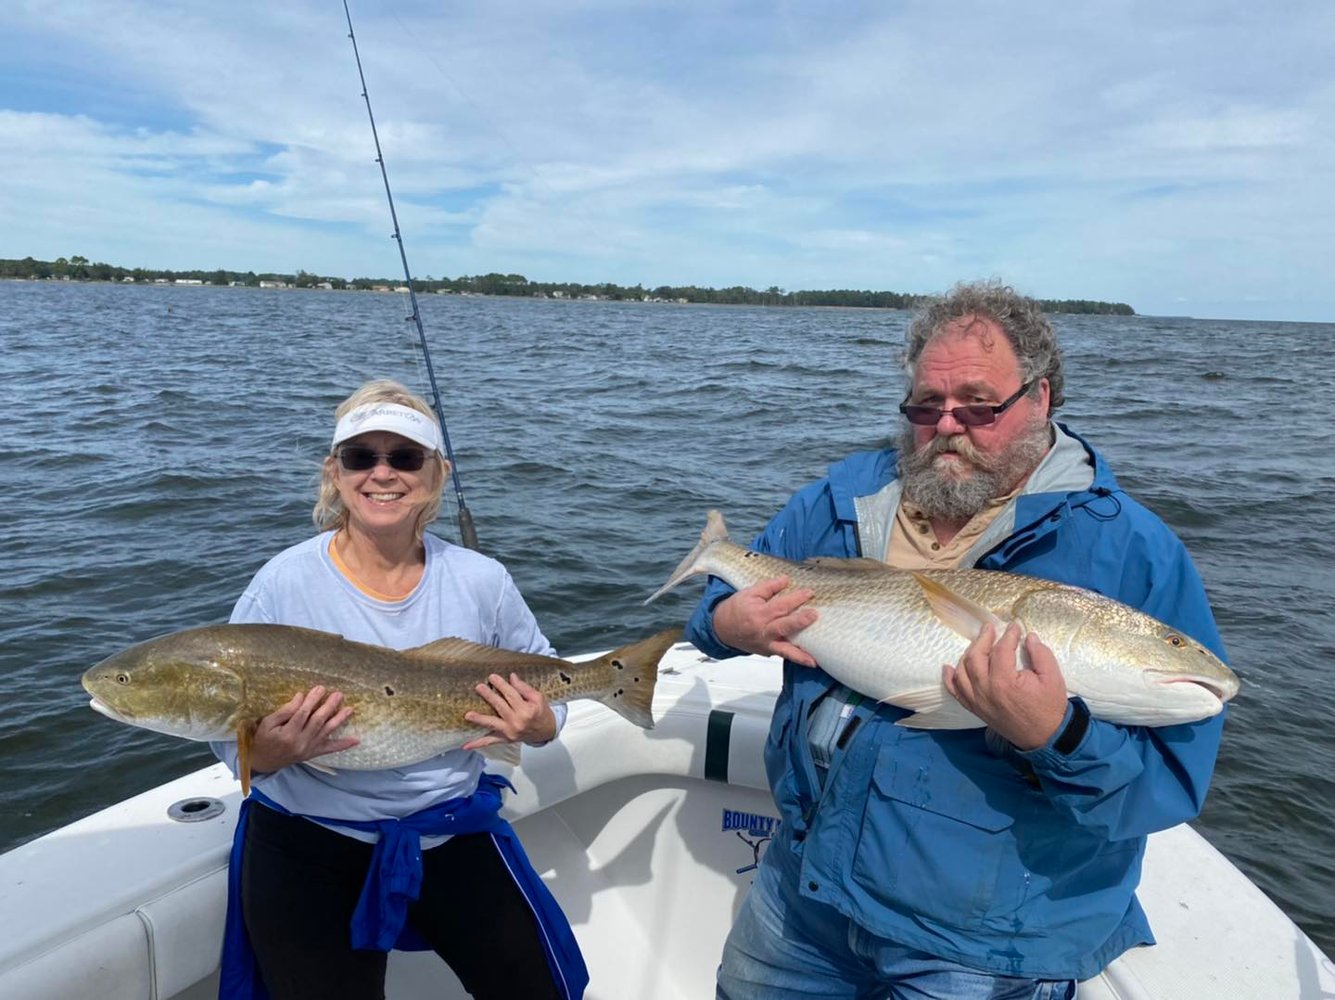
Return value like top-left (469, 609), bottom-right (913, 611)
top-left (684, 425), bottom-right (1228, 981)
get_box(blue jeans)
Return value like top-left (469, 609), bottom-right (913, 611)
top-left (717, 852), bottom-right (1076, 1000)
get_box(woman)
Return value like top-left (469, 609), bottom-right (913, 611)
top-left (212, 379), bottom-right (584, 1000)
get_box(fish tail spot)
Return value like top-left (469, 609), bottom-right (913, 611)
top-left (597, 627), bottom-right (674, 730)
top-left (384, 685), bottom-right (395, 696)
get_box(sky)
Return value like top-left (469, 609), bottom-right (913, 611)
top-left (2, 1), bottom-right (1333, 322)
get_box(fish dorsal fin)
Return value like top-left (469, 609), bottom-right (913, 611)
top-left (802, 556), bottom-right (892, 573)
top-left (912, 572), bottom-right (1009, 640)
top-left (404, 636), bottom-right (562, 671)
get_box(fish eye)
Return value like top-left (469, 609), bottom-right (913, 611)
top-left (1165, 634), bottom-right (1184, 648)
top-left (115, 672), bottom-right (131, 684)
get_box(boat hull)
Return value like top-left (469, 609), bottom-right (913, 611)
top-left (2, 644), bottom-right (1331, 999)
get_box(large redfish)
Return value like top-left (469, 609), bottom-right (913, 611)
top-left (648, 510), bottom-right (1238, 729)
top-left (83, 624), bottom-right (679, 793)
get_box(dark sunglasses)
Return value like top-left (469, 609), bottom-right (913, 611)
top-left (336, 445), bottom-right (429, 472)
top-left (899, 381), bottom-right (1035, 427)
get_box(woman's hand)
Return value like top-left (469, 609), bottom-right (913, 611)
top-left (248, 686), bottom-right (359, 773)
top-left (462, 674), bottom-right (558, 749)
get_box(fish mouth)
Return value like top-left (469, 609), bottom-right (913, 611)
top-left (1149, 672), bottom-right (1238, 703)
top-left (88, 697), bottom-right (129, 722)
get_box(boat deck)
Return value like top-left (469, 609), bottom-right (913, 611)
top-left (2, 644), bottom-right (1332, 998)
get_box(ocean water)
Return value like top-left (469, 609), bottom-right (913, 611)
top-left (2, 280), bottom-right (1332, 957)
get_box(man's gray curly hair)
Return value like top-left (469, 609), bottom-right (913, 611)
top-left (904, 280), bottom-right (1065, 411)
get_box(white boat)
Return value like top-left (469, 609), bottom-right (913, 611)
top-left (2, 643), bottom-right (1332, 999)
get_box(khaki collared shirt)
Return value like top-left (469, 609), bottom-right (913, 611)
top-left (888, 484), bottom-right (1024, 570)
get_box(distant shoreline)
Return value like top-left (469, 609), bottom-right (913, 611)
top-left (0, 257), bottom-right (1137, 315)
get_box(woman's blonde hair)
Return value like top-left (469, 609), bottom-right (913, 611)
top-left (313, 379), bottom-right (448, 539)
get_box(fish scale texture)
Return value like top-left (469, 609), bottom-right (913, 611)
top-left (692, 541), bottom-right (1235, 727)
top-left (243, 645), bottom-right (617, 770)
top-left (85, 624), bottom-right (633, 772)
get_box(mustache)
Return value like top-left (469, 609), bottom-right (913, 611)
top-left (903, 431), bottom-right (995, 472)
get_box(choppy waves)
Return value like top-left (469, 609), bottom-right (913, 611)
top-left (3, 282), bottom-right (1333, 953)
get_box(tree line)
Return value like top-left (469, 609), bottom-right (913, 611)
top-left (0, 256), bottom-right (1136, 315)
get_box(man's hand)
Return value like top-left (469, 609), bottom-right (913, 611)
top-left (712, 576), bottom-right (819, 667)
top-left (249, 686), bottom-right (359, 773)
top-left (463, 673), bottom-right (559, 749)
top-left (943, 623), bottom-right (1069, 751)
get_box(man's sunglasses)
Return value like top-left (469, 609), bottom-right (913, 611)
top-left (336, 445), bottom-right (430, 472)
top-left (898, 381), bottom-right (1034, 427)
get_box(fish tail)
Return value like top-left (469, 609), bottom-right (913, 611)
top-left (643, 509), bottom-right (730, 604)
top-left (594, 628), bottom-right (679, 729)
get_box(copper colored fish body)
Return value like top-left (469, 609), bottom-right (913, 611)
top-left (83, 624), bottom-right (678, 793)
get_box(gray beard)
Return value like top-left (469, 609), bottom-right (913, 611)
top-left (897, 418), bottom-right (1053, 524)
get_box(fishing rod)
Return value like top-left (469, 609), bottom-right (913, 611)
top-left (342, 0), bottom-right (479, 551)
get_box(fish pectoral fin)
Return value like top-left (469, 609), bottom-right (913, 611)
top-left (303, 760), bottom-right (338, 776)
top-left (912, 572), bottom-right (1009, 640)
top-left (478, 742), bottom-right (523, 767)
top-left (882, 684), bottom-right (947, 713)
top-left (896, 705), bottom-right (987, 730)
top-left (235, 722), bottom-right (255, 797)
top-left (883, 685), bottom-right (986, 729)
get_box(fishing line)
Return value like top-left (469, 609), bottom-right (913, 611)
top-left (342, 0), bottom-right (479, 551)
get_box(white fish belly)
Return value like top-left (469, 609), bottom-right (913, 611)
top-left (705, 550), bottom-right (977, 704)
top-left (698, 541), bottom-right (1233, 729)
top-left (794, 601), bottom-right (969, 702)
top-left (313, 720), bottom-right (478, 770)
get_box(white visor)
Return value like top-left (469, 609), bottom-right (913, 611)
top-left (331, 403), bottom-right (444, 454)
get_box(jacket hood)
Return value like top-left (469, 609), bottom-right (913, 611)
top-left (826, 423), bottom-right (1117, 507)
top-left (823, 423), bottom-right (1120, 563)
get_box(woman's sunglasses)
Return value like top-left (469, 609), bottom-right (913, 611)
top-left (336, 445), bottom-right (429, 472)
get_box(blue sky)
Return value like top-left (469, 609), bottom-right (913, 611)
top-left (3, 1), bottom-right (1333, 321)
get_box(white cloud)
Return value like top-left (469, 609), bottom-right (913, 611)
top-left (1, 1), bottom-right (1333, 318)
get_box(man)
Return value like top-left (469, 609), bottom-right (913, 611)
top-left (685, 280), bottom-right (1229, 999)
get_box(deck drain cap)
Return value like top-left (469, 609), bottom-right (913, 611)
top-left (168, 797), bottom-right (226, 822)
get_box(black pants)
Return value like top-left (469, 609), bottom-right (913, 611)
top-left (242, 802), bottom-right (564, 1000)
